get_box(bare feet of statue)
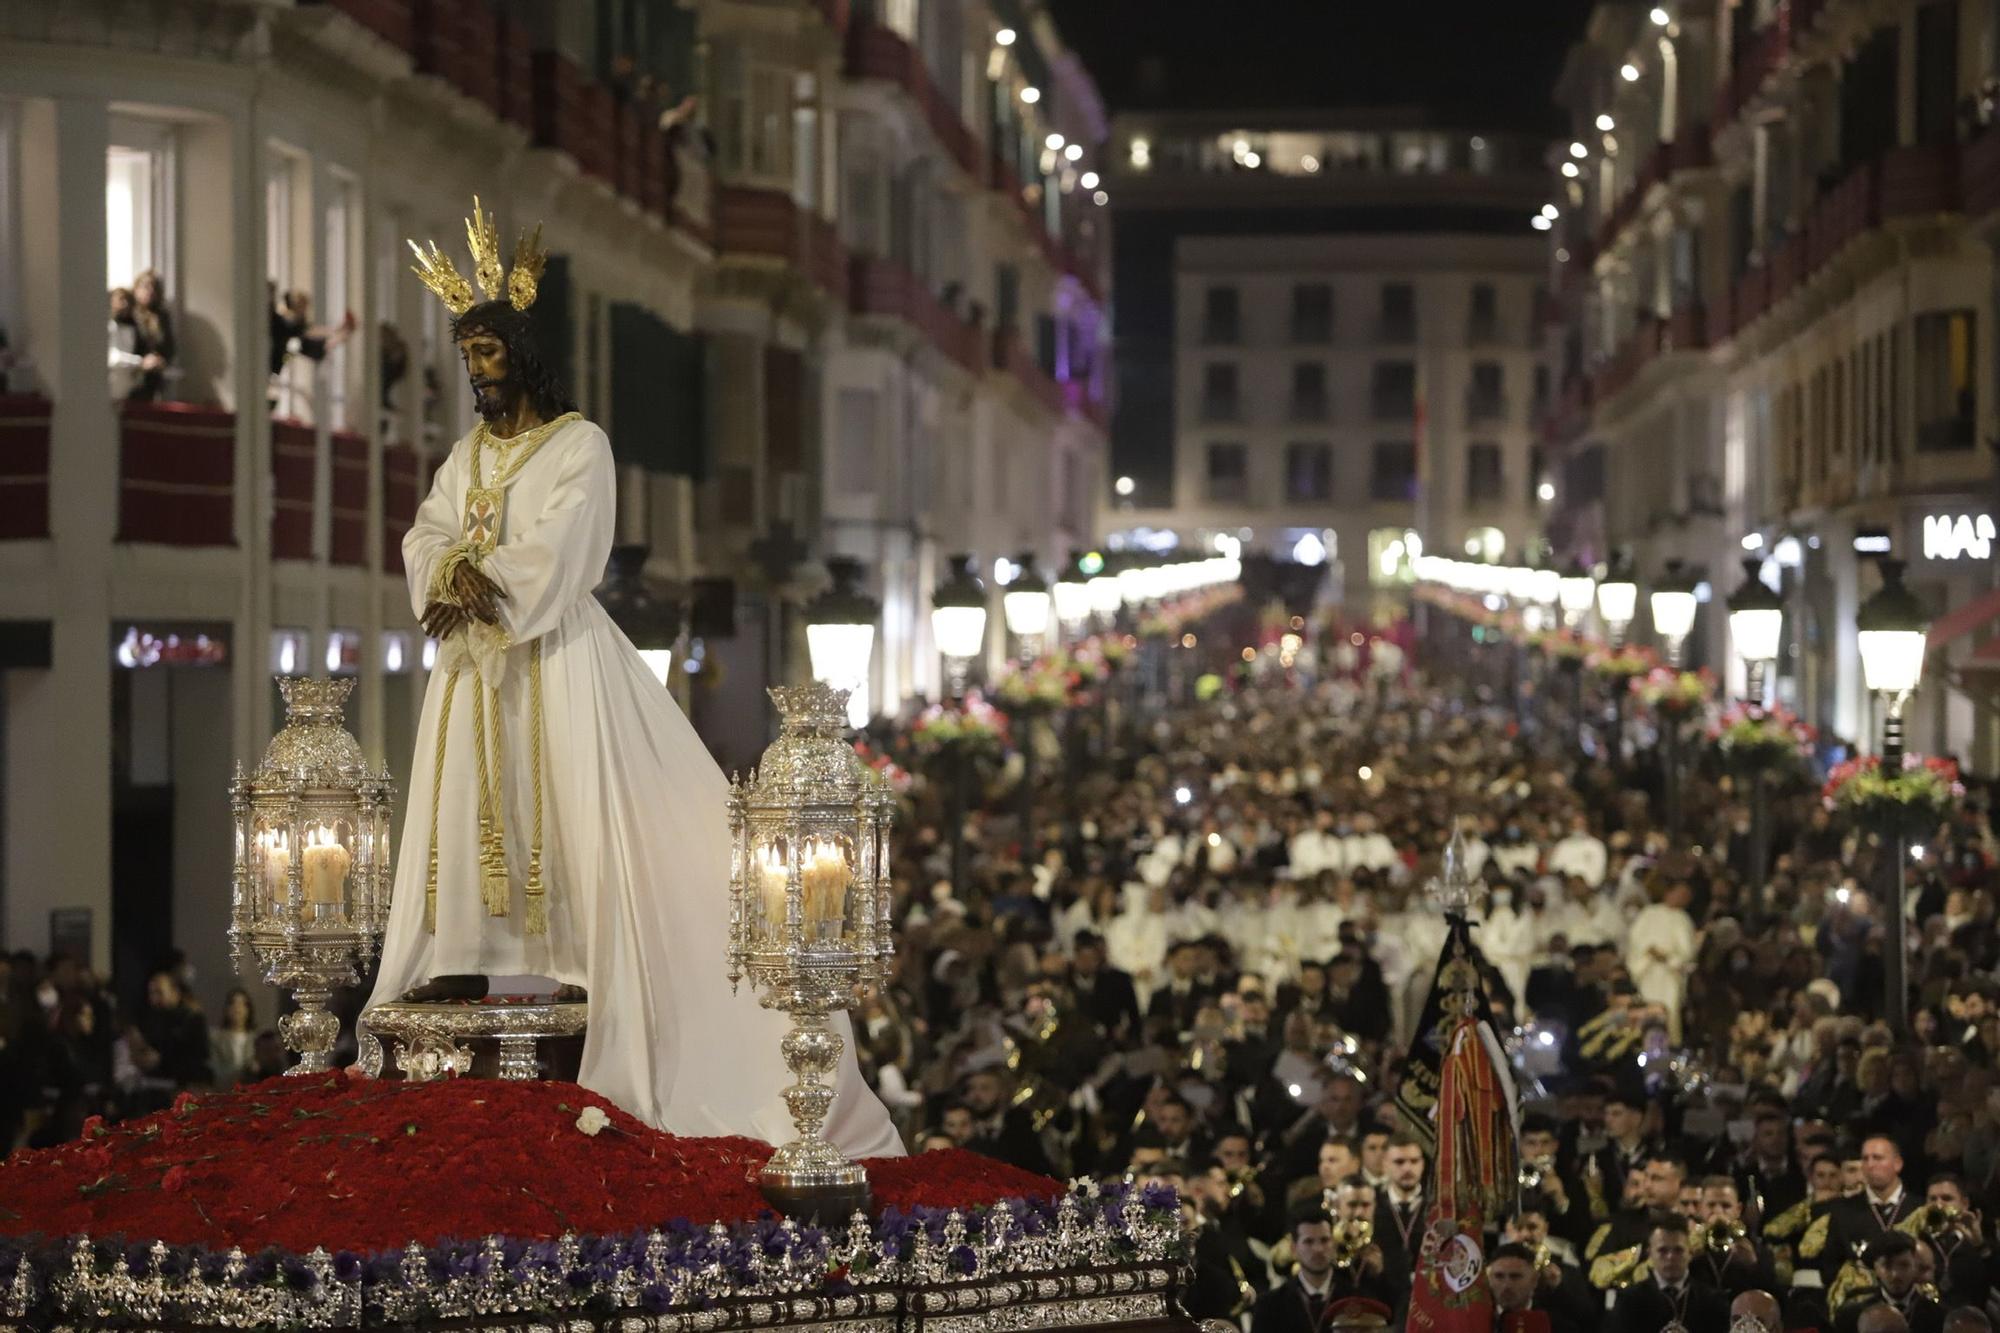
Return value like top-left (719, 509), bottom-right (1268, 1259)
top-left (400, 974), bottom-right (489, 1003)
top-left (552, 984), bottom-right (587, 1004)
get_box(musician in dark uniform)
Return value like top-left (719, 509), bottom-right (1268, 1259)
top-left (1608, 1218), bottom-right (1730, 1333)
top-left (1807, 1136), bottom-right (1919, 1287)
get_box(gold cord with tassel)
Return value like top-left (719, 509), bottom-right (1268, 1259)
top-left (523, 640), bottom-right (548, 936)
top-left (425, 666), bottom-right (462, 933)
top-left (471, 675), bottom-right (510, 916)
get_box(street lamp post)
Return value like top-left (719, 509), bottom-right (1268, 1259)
top-left (1649, 558), bottom-right (1700, 836)
top-left (804, 557), bottom-right (881, 730)
top-left (1596, 554), bottom-right (1639, 767)
top-left (1856, 557), bottom-right (1930, 1039)
top-left (1727, 555), bottom-right (1786, 915)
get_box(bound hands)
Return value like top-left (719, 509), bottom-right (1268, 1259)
top-left (422, 563), bottom-right (506, 639)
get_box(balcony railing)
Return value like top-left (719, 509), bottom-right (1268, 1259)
top-left (993, 333), bottom-right (1067, 418)
top-left (0, 395), bottom-right (51, 541)
top-left (317, 1), bottom-right (702, 234)
top-left (272, 419), bottom-right (315, 560)
top-left (849, 256), bottom-right (982, 373)
top-left (1665, 303), bottom-right (1709, 351)
top-left (845, 18), bottom-right (980, 177)
top-left (715, 187), bottom-right (850, 304)
top-left (331, 429), bottom-right (368, 566)
top-left (382, 443), bottom-right (423, 575)
top-left (118, 403), bottom-right (234, 547)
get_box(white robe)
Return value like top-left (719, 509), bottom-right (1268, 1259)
top-left (1481, 904), bottom-right (1536, 1019)
top-left (1626, 903), bottom-right (1697, 1042)
top-left (1546, 834), bottom-right (1609, 887)
top-left (362, 419), bottom-right (901, 1158)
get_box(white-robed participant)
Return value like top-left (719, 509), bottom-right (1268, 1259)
top-left (1480, 885), bottom-right (1537, 1019)
top-left (364, 203), bottom-right (900, 1158)
top-left (1626, 881), bottom-right (1699, 1041)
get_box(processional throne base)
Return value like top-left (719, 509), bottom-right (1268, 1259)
top-left (357, 996), bottom-right (588, 1082)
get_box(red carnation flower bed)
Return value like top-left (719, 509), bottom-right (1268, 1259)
top-left (0, 1075), bottom-right (1059, 1254)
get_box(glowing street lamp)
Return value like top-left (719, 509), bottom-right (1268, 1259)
top-left (1725, 555), bottom-right (1784, 704)
top-left (1648, 558), bottom-right (1699, 666)
top-left (1002, 552), bottom-right (1053, 659)
top-left (805, 557), bottom-right (881, 728)
top-left (931, 554), bottom-right (988, 701)
top-left (1595, 553), bottom-right (1638, 646)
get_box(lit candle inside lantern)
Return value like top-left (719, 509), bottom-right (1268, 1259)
top-left (801, 839), bottom-right (851, 930)
top-left (758, 844), bottom-right (791, 932)
top-left (302, 824), bottom-right (350, 913)
top-left (261, 829), bottom-right (291, 910)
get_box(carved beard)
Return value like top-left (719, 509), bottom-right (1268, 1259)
top-left (469, 372), bottom-right (516, 423)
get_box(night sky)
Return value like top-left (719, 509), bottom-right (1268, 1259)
top-left (1047, 0), bottom-right (1597, 130)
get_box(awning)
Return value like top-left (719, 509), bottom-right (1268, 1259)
top-left (1927, 585), bottom-right (2000, 649)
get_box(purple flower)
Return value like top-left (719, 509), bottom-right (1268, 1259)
top-left (332, 1251), bottom-right (364, 1283)
top-left (949, 1245), bottom-right (977, 1275)
top-left (640, 1284), bottom-right (676, 1314)
top-left (279, 1255), bottom-right (317, 1291)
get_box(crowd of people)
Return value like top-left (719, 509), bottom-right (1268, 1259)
top-left (0, 952), bottom-right (286, 1153)
top-left (844, 618), bottom-right (1997, 1333)
top-left (4, 607), bottom-right (1996, 1333)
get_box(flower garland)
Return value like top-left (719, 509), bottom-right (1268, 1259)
top-left (909, 694), bottom-right (1011, 754)
top-left (1822, 753), bottom-right (1964, 833)
top-left (851, 743), bottom-right (913, 795)
top-left (1631, 666), bottom-right (1713, 717)
top-left (1535, 629), bottom-right (1594, 663)
top-left (1707, 703), bottom-right (1816, 777)
top-left (993, 657), bottom-right (1077, 711)
top-left (1586, 645), bottom-right (1656, 679)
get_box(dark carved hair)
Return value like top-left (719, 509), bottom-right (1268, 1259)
top-left (452, 299), bottom-right (578, 422)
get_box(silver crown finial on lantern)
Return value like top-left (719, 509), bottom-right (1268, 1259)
top-left (229, 677), bottom-right (394, 1074)
top-left (726, 681), bottom-right (895, 1221)
top-left (1427, 822), bottom-right (1482, 918)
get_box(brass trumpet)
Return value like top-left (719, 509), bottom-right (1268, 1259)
top-left (1922, 1204), bottom-right (1964, 1240)
top-left (1332, 1218), bottom-right (1376, 1270)
top-left (1696, 1219), bottom-right (1749, 1256)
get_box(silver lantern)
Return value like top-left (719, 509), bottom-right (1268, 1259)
top-left (726, 682), bottom-right (894, 1220)
top-left (229, 677), bottom-right (394, 1073)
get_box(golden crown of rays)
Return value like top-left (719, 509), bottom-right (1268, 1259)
top-left (407, 196), bottom-right (546, 317)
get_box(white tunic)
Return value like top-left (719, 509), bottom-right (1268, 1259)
top-left (363, 419), bottom-right (901, 1157)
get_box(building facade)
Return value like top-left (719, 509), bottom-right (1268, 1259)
top-left (1102, 110), bottom-right (1554, 612)
top-left (1539, 0), bottom-right (2000, 772)
top-left (0, 0), bottom-right (1106, 1011)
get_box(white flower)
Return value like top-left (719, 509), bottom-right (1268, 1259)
top-left (575, 1105), bottom-right (612, 1137)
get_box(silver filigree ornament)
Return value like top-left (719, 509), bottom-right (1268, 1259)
top-left (229, 678), bottom-right (395, 1074)
top-left (725, 683), bottom-right (897, 1220)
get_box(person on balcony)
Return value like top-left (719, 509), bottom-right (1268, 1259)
top-left (267, 282), bottom-right (355, 416)
top-left (125, 269), bottom-right (176, 402)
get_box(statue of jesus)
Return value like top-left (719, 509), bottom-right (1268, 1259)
top-left (362, 200), bottom-right (902, 1157)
